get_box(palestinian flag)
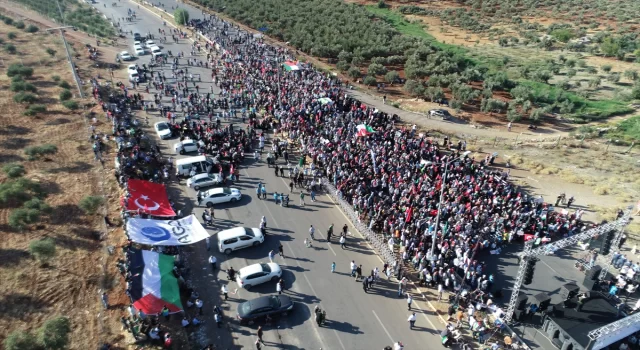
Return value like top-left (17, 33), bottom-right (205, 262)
top-left (356, 124), bottom-right (375, 137)
top-left (283, 61), bottom-right (301, 71)
top-left (129, 249), bottom-right (183, 315)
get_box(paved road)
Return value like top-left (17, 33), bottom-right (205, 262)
top-left (94, 1), bottom-right (446, 349)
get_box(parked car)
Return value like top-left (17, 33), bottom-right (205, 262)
top-left (187, 173), bottom-right (223, 190)
top-left (133, 32), bottom-right (142, 41)
top-left (173, 139), bottom-right (205, 154)
top-left (127, 64), bottom-right (138, 74)
top-left (236, 262), bottom-right (282, 290)
top-left (218, 226), bottom-right (264, 254)
top-left (133, 45), bottom-right (145, 56)
top-left (237, 295), bottom-right (294, 324)
top-left (119, 51), bottom-right (133, 61)
top-left (429, 109), bottom-right (452, 120)
top-left (154, 122), bottom-right (173, 139)
top-left (201, 187), bottom-right (241, 207)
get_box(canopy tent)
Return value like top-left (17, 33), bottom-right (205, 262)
top-left (129, 249), bottom-right (183, 315)
top-left (283, 60), bottom-right (301, 71)
top-left (125, 179), bottom-right (176, 217)
top-left (126, 214), bottom-right (210, 246)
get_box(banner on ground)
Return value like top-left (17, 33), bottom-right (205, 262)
top-left (126, 214), bottom-right (209, 246)
top-left (129, 249), bottom-right (183, 315)
top-left (126, 179), bottom-right (176, 217)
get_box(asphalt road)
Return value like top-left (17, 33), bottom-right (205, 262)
top-left (93, 1), bottom-right (447, 349)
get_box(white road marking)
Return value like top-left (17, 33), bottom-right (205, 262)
top-left (372, 310), bottom-right (395, 343)
top-left (540, 259), bottom-right (561, 276)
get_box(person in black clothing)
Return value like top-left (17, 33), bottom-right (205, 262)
top-left (362, 277), bottom-right (368, 293)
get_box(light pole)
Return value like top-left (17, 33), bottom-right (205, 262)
top-left (429, 151), bottom-right (470, 260)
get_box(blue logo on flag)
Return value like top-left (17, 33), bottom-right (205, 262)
top-left (140, 226), bottom-right (171, 241)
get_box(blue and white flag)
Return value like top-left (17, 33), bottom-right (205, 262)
top-left (126, 214), bottom-right (209, 246)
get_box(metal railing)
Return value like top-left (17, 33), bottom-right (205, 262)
top-left (321, 178), bottom-right (397, 266)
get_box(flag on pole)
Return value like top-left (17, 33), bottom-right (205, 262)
top-left (283, 61), bottom-right (300, 71)
top-left (356, 124), bottom-right (374, 137)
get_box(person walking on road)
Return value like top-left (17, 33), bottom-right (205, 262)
top-left (101, 292), bottom-right (109, 309)
top-left (278, 243), bottom-right (284, 258)
top-left (355, 265), bottom-right (362, 281)
top-left (304, 238), bottom-right (311, 247)
top-left (289, 181), bottom-right (294, 192)
top-left (350, 260), bottom-right (357, 277)
top-left (257, 326), bottom-right (265, 344)
top-left (268, 250), bottom-right (275, 262)
top-left (309, 225), bottom-right (315, 240)
top-left (276, 280), bottom-right (282, 295)
top-left (261, 216), bottom-right (267, 228)
top-left (407, 294), bottom-right (413, 310)
top-left (342, 224), bottom-right (348, 236)
top-left (340, 234), bottom-right (346, 249)
top-left (208, 255), bottom-right (217, 271)
top-left (408, 313), bottom-right (416, 329)
top-left (299, 191), bottom-right (305, 206)
top-left (221, 285), bottom-right (229, 301)
top-left (327, 224), bottom-right (333, 242)
top-left (255, 338), bottom-right (263, 350)
top-left (362, 277), bottom-right (369, 293)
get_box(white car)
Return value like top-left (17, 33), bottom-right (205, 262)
top-left (236, 263), bottom-right (282, 290)
top-left (133, 45), bottom-right (145, 56)
top-left (173, 139), bottom-right (205, 154)
top-left (187, 173), bottom-right (223, 190)
top-left (154, 122), bottom-right (173, 139)
top-left (218, 227), bottom-right (264, 255)
top-left (119, 51), bottom-right (133, 61)
top-left (201, 187), bottom-right (241, 207)
top-left (127, 64), bottom-right (138, 74)
top-left (150, 46), bottom-right (163, 58)
top-left (146, 40), bottom-right (157, 47)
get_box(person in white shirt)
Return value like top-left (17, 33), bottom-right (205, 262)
top-left (208, 255), bottom-right (217, 270)
top-left (181, 317), bottom-right (190, 327)
top-left (221, 285), bottom-right (228, 300)
top-left (407, 313), bottom-right (417, 329)
top-left (195, 299), bottom-right (204, 315)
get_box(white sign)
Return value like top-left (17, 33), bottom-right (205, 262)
top-left (126, 214), bottom-right (210, 246)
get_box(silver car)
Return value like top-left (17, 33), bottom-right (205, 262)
top-left (187, 173), bottom-right (223, 190)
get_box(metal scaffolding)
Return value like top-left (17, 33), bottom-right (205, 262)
top-left (587, 312), bottom-right (640, 341)
top-left (504, 209), bottom-right (631, 322)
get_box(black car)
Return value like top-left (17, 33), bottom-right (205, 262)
top-left (237, 295), bottom-right (294, 324)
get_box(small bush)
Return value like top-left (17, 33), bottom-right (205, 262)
top-left (5, 43), bottom-right (16, 54)
top-left (46, 48), bottom-right (56, 57)
top-left (10, 81), bottom-right (37, 93)
top-left (363, 75), bottom-right (377, 86)
top-left (25, 24), bottom-right (39, 33)
top-left (58, 80), bottom-right (71, 89)
top-left (59, 89), bottom-right (72, 101)
top-left (7, 64), bottom-right (33, 78)
top-left (24, 104), bottom-right (47, 116)
top-left (4, 17), bottom-right (13, 25)
top-left (52, 75), bottom-right (61, 82)
top-left (62, 100), bottom-right (78, 110)
top-left (9, 208), bottom-right (42, 231)
top-left (78, 195), bottom-right (105, 215)
top-left (13, 20), bottom-right (25, 29)
top-left (7, 31), bottom-right (16, 39)
top-left (29, 238), bottom-right (56, 264)
top-left (2, 163), bottom-right (25, 178)
top-left (38, 317), bottom-right (71, 349)
top-left (13, 92), bottom-right (38, 104)
top-left (4, 330), bottom-right (39, 350)
top-left (24, 144), bottom-right (58, 160)
top-left (0, 178), bottom-right (46, 206)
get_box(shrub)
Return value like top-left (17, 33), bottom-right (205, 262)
top-left (7, 31), bottom-right (16, 39)
top-left (58, 80), bottom-right (71, 89)
top-left (24, 198), bottom-right (52, 213)
top-left (52, 75), bottom-right (61, 82)
top-left (7, 64), bottom-right (33, 78)
top-left (601, 64), bottom-right (613, 73)
top-left (25, 24), bottom-right (39, 33)
top-left (377, 0), bottom-right (388, 8)
top-left (363, 75), bottom-right (377, 86)
top-left (5, 43), bottom-right (16, 53)
top-left (46, 48), bottom-right (56, 57)
top-left (384, 71), bottom-right (400, 84)
top-left (62, 100), bottom-right (78, 110)
top-left (24, 144), bottom-right (58, 160)
top-left (13, 20), bottom-right (25, 29)
top-left (0, 178), bottom-right (45, 207)
top-left (10, 81), bottom-right (37, 93)
top-left (4, 330), bottom-right (39, 350)
top-left (29, 238), bottom-right (56, 264)
top-left (174, 8), bottom-right (189, 25)
top-left (9, 208), bottom-right (42, 231)
top-left (78, 195), bottom-right (105, 215)
top-left (347, 66), bottom-right (361, 79)
top-left (24, 104), bottom-right (47, 116)
top-left (13, 92), bottom-right (37, 104)
top-left (59, 89), bottom-right (72, 101)
top-left (4, 17), bottom-right (13, 25)
top-left (367, 63), bottom-right (387, 76)
top-left (38, 317), bottom-right (71, 350)
top-left (2, 163), bottom-right (25, 178)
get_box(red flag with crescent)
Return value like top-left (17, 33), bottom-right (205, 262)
top-left (126, 179), bottom-right (176, 217)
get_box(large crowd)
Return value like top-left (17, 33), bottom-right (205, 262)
top-left (89, 4), bottom-right (640, 349)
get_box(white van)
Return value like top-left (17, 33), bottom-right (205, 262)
top-left (175, 155), bottom-right (214, 177)
top-left (218, 227), bottom-right (264, 254)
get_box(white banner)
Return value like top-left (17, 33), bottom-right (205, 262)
top-left (126, 215), bottom-right (210, 246)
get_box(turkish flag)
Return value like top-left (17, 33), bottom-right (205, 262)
top-left (126, 179), bottom-right (176, 217)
